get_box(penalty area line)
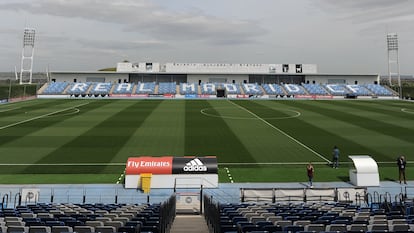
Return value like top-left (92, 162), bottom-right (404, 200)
top-left (227, 100), bottom-right (331, 163)
top-left (0, 102), bottom-right (90, 130)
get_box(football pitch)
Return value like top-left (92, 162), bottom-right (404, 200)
top-left (0, 99), bottom-right (413, 184)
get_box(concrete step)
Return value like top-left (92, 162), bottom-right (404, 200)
top-left (169, 214), bottom-right (210, 233)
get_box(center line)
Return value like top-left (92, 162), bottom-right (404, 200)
top-left (228, 100), bottom-right (331, 163)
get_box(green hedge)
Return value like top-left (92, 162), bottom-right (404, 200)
top-left (0, 83), bottom-right (39, 99)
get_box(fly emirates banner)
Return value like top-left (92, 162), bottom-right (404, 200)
top-left (125, 156), bottom-right (218, 175)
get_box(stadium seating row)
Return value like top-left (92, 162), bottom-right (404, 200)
top-left (0, 198), bottom-right (176, 233)
top-left (41, 82), bottom-right (396, 97)
top-left (204, 194), bottom-right (414, 233)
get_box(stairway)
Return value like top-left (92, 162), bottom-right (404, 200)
top-left (169, 215), bottom-right (211, 233)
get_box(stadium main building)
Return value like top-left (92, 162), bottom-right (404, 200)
top-left (42, 61), bottom-right (395, 99)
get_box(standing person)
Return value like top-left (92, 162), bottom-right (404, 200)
top-left (397, 155), bottom-right (407, 184)
top-left (307, 162), bottom-right (314, 188)
top-left (332, 146), bottom-right (340, 168)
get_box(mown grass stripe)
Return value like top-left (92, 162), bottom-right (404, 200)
top-left (0, 100), bottom-right (110, 147)
top-left (330, 100), bottom-right (414, 127)
top-left (275, 100), bottom-right (409, 161)
top-left (228, 100), bottom-right (331, 163)
top-left (184, 100), bottom-right (255, 163)
top-left (0, 102), bottom-right (90, 130)
top-left (0, 99), bottom-right (75, 117)
top-left (300, 101), bottom-right (414, 145)
top-left (21, 100), bottom-right (163, 174)
top-left (235, 100), bottom-right (375, 162)
top-left (110, 100), bottom-right (186, 160)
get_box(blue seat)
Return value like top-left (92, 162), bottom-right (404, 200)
top-left (220, 224), bottom-right (238, 233)
top-left (118, 225), bottom-right (140, 233)
top-left (261, 225), bottom-right (282, 232)
top-left (140, 225), bottom-right (158, 233)
top-left (283, 225), bottom-right (304, 232)
top-left (240, 224), bottom-right (261, 233)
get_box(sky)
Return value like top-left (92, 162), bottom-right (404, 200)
top-left (0, 0), bottom-right (413, 74)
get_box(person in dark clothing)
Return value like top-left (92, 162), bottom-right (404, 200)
top-left (307, 162), bottom-right (314, 188)
top-left (397, 155), bottom-right (407, 184)
top-left (332, 146), bottom-right (340, 168)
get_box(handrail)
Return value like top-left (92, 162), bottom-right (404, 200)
top-left (174, 176), bottom-right (216, 190)
top-left (1, 194), bottom-right (9, 210)
top-left (342, 191), bottom-right (350, 203)
top-left (395, 193), bottom-right (404, 204)
top-left (373, 191), bottom-right (381, 204)
top-left (14, 192), bottom-right (21, 207)
top-left (384, 192), bottom-right (391, 203)
top-left (51, 188), bottom-right (54, 203)
top-left (365, 192), bottom-right (372, 208)
top-left (355, 192), bottom-right (360, 206)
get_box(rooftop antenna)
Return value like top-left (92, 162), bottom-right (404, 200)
top-left (19, 28), bottom-right (36, 84)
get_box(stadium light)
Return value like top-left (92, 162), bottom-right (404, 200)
top-left (387, 33), bottom-right (398, 51)
top-left (19, 28), bottom-right (36, 85)
top-left (386, 33), bottom-right (401, 98)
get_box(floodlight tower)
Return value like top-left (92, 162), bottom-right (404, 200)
top-left (19, 28), bottom-right (36, 84)
top-left (386, 33), bottom-right (401, 97)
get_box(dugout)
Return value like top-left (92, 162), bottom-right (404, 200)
top-left (348, 155), bottom-right (380, 186)
top-left (124, 156), bottom-right (218, 189)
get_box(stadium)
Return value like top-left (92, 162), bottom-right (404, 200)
top-left (0, 18), bottom-right (413, 233)
top-left (44, 61), bottom-right (392, 100)
top-left (1, 57), bottom-right (414, 233)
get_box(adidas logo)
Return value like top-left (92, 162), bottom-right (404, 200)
top-left (183, 158), bottom-right (207, 172)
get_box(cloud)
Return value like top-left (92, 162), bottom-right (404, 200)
top-left (314, 0), bottom-right (414, 24)
top-left (0, 0), bottom-right (266, 45)
top-left (76, 38), bottom-right (167, 50)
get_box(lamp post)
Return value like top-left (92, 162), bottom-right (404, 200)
top-left (387, 33), bottom-right (402, 99)
top-left (19, 28), bottom-right (36, 85)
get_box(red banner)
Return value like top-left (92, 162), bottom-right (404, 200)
top-left (295, 95), bottom-right (333, 100)
top-left (163, 94), bottom-right (175, 98)
top-left (126, 157), bottom-right (173, 174)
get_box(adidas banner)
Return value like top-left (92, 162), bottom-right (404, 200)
top-left (172, 157), bottom-right (217, 174)
top-left (126, 156), bottom-right (217, 174)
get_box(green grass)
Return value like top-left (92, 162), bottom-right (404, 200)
top-left (0, 99), bottom-right (413, 184)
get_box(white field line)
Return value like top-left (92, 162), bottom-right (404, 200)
top-left (401, 108), bottom-right (414, 114)
top-left (0, 161), bottom-right (403, 166)
top-left (0, 107), bottom-right (20, 113)
top-left (228, 100), bottom-right (331, 163)
top-left (221, 161), bottom-right (404, 165)
top-left (224, 167), bottom-right (234, 183)
top-left (0, 163), bottom-right (125, 166)
top-left (116, 169), bottom-right (126, 184)
top-left (0, 102), bottom-right (90, 130)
